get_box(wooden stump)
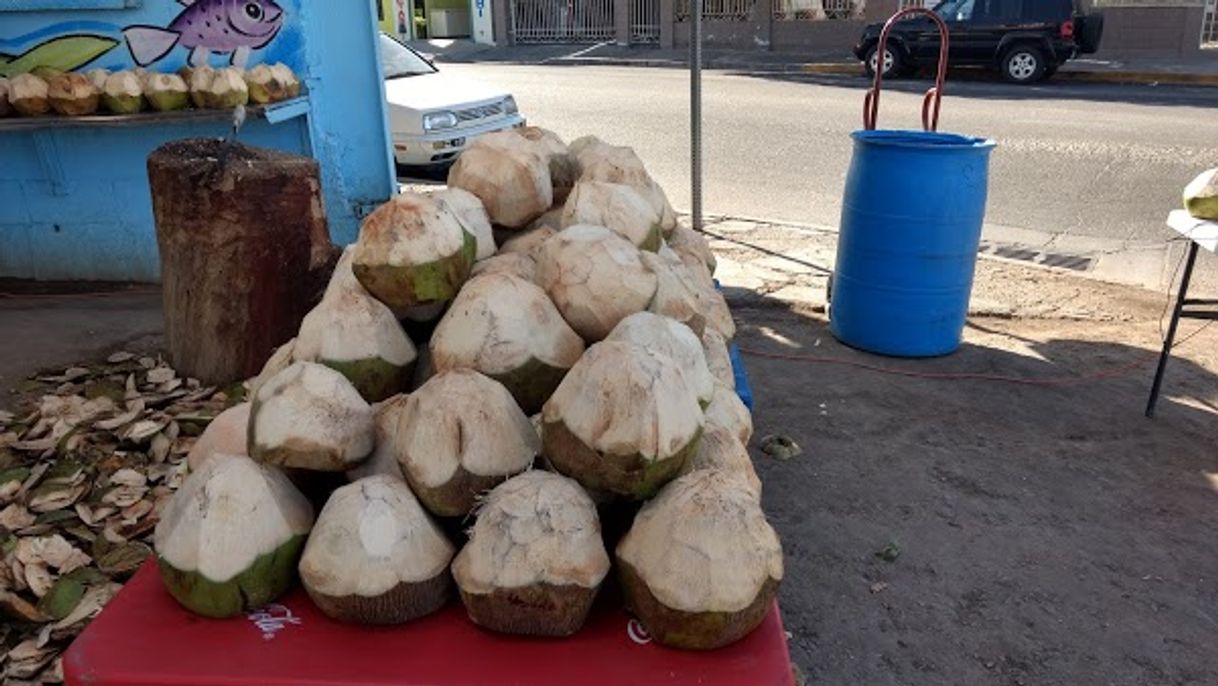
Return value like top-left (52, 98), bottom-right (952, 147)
top-left (148, 138), bottom-right (338, 386)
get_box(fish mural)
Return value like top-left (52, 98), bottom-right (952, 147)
top-left (0, 35), bottom-right (118, 78)
top-left (123, 0), bottom-right (285, 69)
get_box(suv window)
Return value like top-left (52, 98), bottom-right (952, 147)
top-left (1022, 0), bottom-right (1071, 22)
top-left (977, 0), bottom-right (1023, 21)
top-left (934, 0), bottom-right (977, 21)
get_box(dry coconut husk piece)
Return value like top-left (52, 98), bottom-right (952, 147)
top-left (705, 384), bottom-right (753, 445)
top-left (430, 272), bottom-right (585, 414)
top-left (542, 340), bottom-right (703, 499)
top-left (604, 312), bottom-right (714, 407)
top-left (248, 362), bottom-right (375, 472)
top-left (535, 225), bottom-right (658, 343)
top-left (185, 402), bottom-right (249, 472)
top-left (562, 180), bottom-right (663, 252)
top-left (452, 470), bottom-right (610, 637)
top-left (299, 475), bottom-right (454, 624)
top-left (679, 425), bottom-right (761, 499)
top-left (155, 454), bottom-right (314, 618)
top-left (352, 193), bottom-right (477, 311)
top-left (616, 469), bottom-right (782, 650)
top-left (295, 247), bottom-right (418, 402)
top-left (391, 369), bottom-right (539, 517)
top-left (430, 187), bottom-right (496, 260)
top-left (448, 131), bottom-right (553, 229)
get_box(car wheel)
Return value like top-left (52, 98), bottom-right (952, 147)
top-left (864, 46), bottom-right (902, 79)
top-left (1001, 46), bottom-right (1047, 84)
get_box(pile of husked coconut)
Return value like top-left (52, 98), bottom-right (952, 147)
top-left (155, 128), bottom-right (783, 651)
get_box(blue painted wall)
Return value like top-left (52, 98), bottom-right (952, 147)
top-left (0, 0), bottom-right (395, 281)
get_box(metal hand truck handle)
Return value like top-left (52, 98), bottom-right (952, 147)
top-left (863, 7), bottom-right (949, 133)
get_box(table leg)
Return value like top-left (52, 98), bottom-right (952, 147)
top-left (1146, 242), bottom-right (1200, 418)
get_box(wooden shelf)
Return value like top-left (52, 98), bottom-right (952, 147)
top-left (0, 96), bottom-right (310, 132)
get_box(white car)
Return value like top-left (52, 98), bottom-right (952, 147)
top-left (379, 33), bottom-right (525, 167)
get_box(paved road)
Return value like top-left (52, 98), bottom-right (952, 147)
top-left (435, 63), bottom-right (1218, 251)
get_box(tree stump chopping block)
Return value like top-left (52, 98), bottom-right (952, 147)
top-left (148, 138), bottom-right (339, 386)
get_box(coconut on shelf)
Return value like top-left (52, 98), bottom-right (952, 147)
top-left (144, 73), bottom-right (189, 112)
top-left (10, 74), bottom-right (51, 116)
top-left (451, 470), bottom-right (610, 637)
top-left (154, 454), bottom-right (314, 618)
top-left (101, 71), bottom-right (144, 114)
top-left (1185, 168), bottom-right (1218, 220)
top-left (47, 73), bottom-right (100, 116)
top-left (299, 475), bottom-right (454, 624)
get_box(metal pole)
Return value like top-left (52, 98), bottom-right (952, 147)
top-left (1146, 241), bottom-right (1200, 418)
top-left (690, 0), bottom-right (703, 230)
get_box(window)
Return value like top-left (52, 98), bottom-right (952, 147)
top-left (934, 0), bottom-right (976, 21)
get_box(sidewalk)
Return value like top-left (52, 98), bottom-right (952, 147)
top-left (412, 39), bottom-right (1218, 86)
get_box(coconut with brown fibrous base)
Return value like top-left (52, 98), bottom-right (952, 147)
top-left (194, 66), bottom-right (248, 109)
top-left (353, 193), bottom-right (477, 312)
top-left (295, 247), bottom-right (417, 402)
top-left (299, 475), bottom-right (454, 624)
top-left (249, 362), bottom-right (375, 472)
top-left (155, 454), bottom-right (314, 618)
top-left (706, 384), bottom-right (753, 445)
top-left (642, 247), bottom-right (708, 337)
top-left (430, 272), bottom-right (585, 414)
top-left (186, 402), bottom-right (250, 473)
top-left (667, 225), bottom-right (717, 275)
top-left (85, 68), bottom-right (109, 91)
top-left (562, 181), bottom-right (663, 252)
top-left (542, 340), bottom-right (703, 499)
top-left (452, 470), bottom-right (610, 637)
top-left (605, 312), bottom-right (714, 408)
top-left (617, 469), bottom-right (782, 650)
top-left (101, 71), bottom-right (144, 114)
top-left (679, 426), bottom-right (761, 500)
top-left (187, 65), bottom-right (215, 108)
top-left (144, 73), bottom-right (189, 112)
top-left (470, 252), bottom-right (537, 282)
top-left (9, 74), bottom-right (49, 116)
top-left (535, 225), bottom-right (659, 343)
top-left (245, 63), bottom-right (298, 104)
top-left (47, 73), bottom-right (100, 116)
top-left (701, 328), bottom-right (734, 389)
top-left (429, 187), bottom-right (496, 260)
top-left (448, 131), bottom-right (553, 229)
top-left (391, 369), bottom-right (539, 517)
top-left (570, 136), bottom-right (678, 236)
top-left (515, 126), bottom-right (579, 204)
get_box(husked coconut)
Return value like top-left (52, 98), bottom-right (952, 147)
top-left (188, 65), bottom-right (215, 108)
top-left (271, 63), bottom-right (301, 98)
top-left (535, 225), bottom-right (659, 342)
top-left (701, 328), bottom-right (734, 389)
top-left (448, 131), bottom-right (553, 229)
top-left (542, 340), bottom-right (703, 499)
top-left (155, 454), bottom-right (314, 618)
top-left (145, 73), bottom-right (189, 111)
top-left (1185, 168), bottom-right (1218, 220)
top-left (101, 71), bottom-right (144, 114)
top-left (352, 193), bottom-right (476, 311)
top-left (194, 66), bottom-right (247, 109)
top-left (47, 73), bottom-right (100, 115)
top-left (515, 126), bottom-right (579, 204)
top-left (641, 249), bottom-right (707, 336)
top-left (679, 425), bottom-right (761, 499)
top-left (400, 302), bottom-right (447, 323)
top-left (696, 283), bottom-right (737, 340)
top-left (249, 362), bottom-right (375, 472)
top-left (431, 273), bottom-right (585, 414)
top-left (346, 397), bottom-right (407, 483)
top-left (563, 181), bottom-right (663, 252)
top-left (295, 248), bottom-right (417, 402)
top-left (247, 337), bottom-right (296, 398)
top-left (10, 74), bottom-right (51, 116)
top-left (389, 369), bottom-right (538, 516)
top-left (430, 187), bottom-right (496, 260)
top-left (85, 69), bottom-right (110, 91)
top-left (245, 63), bottom-right (294, 104)
top-left (299, 476), bottom-right (454, 624)
top-left (452, 471), bottom-right (610, 636)
top-left (0, 78), bottom-right (11, 117)
top-left (573, 137), bottom-right (677, 235)
top-left (470, 252), bottom-right (536, 282)
top-left (605, 312), bottom-right (714, 407)
top-left (705, 384), bottom-right (753, 445)
top-left (498, 224), bottom-right (555, 259)
top-left (186, 402), bottom-right (251, 472)
top-left (667, 224), bottom-right (717, 275)
top-left (616, 469), bottom-right (783, 650)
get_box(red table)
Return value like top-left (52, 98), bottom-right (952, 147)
top-left (65, 562), bottom-right (795, 685)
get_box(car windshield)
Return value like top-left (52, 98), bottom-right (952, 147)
top-left (932, 0), bottom-right (976, 21)
top-left (379, 33), bottom-right (436, 79)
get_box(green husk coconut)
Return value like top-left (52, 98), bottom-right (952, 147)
top-left (642, 247), bottom-right (708, 337)
top-left (542, 340), bottom-right (703, 499)
top-left (85, 69), bottom-right (110, 92)
top-left (47, 73), bottom-right (100, 116)
top-left (145, 73), bottom-right (190, 112)
top-left (701, 328), bottom-right (734, 389)
top-left (563, 180), bottom-right (663, 252)
top-left (605, 312), bottom-right (714, 407)
top-left (616, 469), bottom-right (782, 650)
top-left (448, 131), bottom-right (553, 229)
top-left (571, 136), bottom-right (678, 236)
top-left (706, 383), bottom-right (753, 446)
top-left (0, 78), bottom-right (11, 117)
top-left (205, 67), bottom-right (249, 108)
top-left (667, 225), bottom-right (717, 275)
top-left (244, 63), bottom-right (292, 104)
top-left (390, 369), bottom-right (539, 517)
top-left (299, 475), bottom-right (454, 624)
top-left (430, 272), bottom-right (585, 414)
top-left (678, 425), bottom-right (761, 500)
top-left (452, 470), bottom-right (610, 637)
top-left (352, 193), bottom-right (477, 311)
top-left (515, 126), bottom-right (580, 204)
top-left (535, 225), bottom-right (659, 343)
top-left (295, 247), bottom-right (418, 402)
top-left (10, 73), bottom-right (51, 116)
top-left (249, 361), bottom-right (375, 472)
top-left (154, 454), bottom-right (314, 618)
top-left (271, 63), bottom-right (301, 98)
top-left (188, 65), bottom-right (215, 108)
top-left (469, 252), bottom-right (537, 282)
top-left (101, 71), bottom-right (144, 115)
top-left (1185, 168), bottom-right (1218, 220)
top-left (430, 187), bottom-right (496, 260)
top-left (186, 402), bottom-right (250, 473)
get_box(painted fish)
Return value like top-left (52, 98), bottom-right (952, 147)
top-left (124, 0), bottom-right (284, 69)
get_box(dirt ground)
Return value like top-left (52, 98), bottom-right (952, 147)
top-left (721, 236), bottom-right (1218, 685)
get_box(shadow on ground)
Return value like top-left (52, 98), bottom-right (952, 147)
top-left (727, 287), bottom-right (1218, 685)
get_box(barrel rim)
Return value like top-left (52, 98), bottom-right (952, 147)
top-left (851, 129), bottom-right (996, 150)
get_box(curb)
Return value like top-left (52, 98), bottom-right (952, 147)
top-left (798, 61), bottom-right (1218, 86)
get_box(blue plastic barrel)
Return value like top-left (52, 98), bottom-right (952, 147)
top-left (830, 130), bottom-right (996, 357)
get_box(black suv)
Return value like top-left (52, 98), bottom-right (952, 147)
top-left (853, 0), bottom-right (1104, 84)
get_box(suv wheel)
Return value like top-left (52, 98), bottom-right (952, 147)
top-left (1001, 46), bottom-right (1047, 84)
top-left (864, 46), bottom-right (902, 79)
